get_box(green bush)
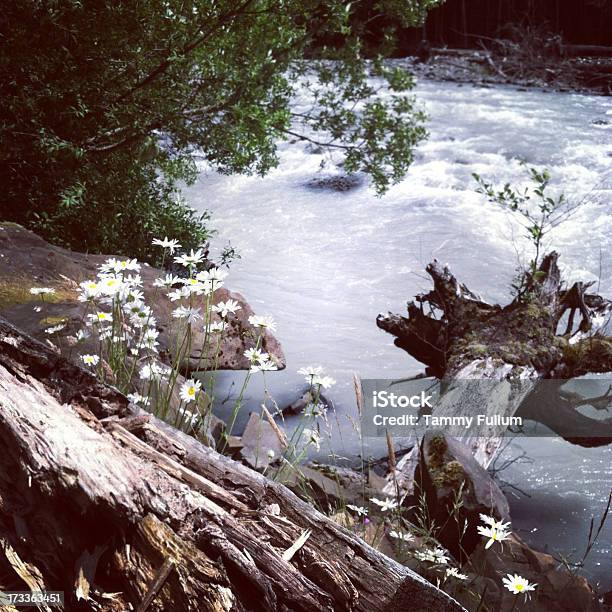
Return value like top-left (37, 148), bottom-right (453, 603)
top-left (1, 1), bottom-right (442, 261)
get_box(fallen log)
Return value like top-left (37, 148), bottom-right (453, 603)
top-left (0, 317), bottom-right (464, 611)
top-left (377, 252), bottom-right (612, 495)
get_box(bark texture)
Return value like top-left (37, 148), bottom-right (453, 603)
top-left (377, 253), bottom-right (612, 493)
top-left (0, 317), bottom-right (464, 611)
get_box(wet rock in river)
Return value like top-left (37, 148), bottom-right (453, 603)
top-left (306, 174), bottom-right (363, 192)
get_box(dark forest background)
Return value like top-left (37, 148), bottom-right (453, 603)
top-left (388, 0), bottom-right (612, 51)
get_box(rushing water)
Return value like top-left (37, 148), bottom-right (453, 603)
top-left (185, 79), bottom-right (612, 590)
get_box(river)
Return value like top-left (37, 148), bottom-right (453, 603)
top-left (184, 78), bottom-right (612, 590)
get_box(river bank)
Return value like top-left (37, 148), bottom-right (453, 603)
top-left (394, 49), bottom-right (611, 96)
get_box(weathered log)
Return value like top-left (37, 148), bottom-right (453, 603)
top-left (377, 253), bottom-right (612, 495)
top-left (0, 317), bottom-right (464, 611)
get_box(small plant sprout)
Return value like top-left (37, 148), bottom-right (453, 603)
top-left (81, 354), bottom-right (99, 367)
top-left (180, 379), bottom-right (202, 403)
top-left (370, 497), bottom-right (399, 512)
top-left (502, 573), bottom-right (537, 597)
top-left (473, 166), bottom-right (577, 300)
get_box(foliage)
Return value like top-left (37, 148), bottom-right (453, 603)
top-left (1, 0), bottom-right (442, 261)
top-left (473, 166), bottom-right (570, 300)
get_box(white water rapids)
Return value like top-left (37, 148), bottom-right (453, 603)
top-left (185, 78), bottom-right (612, 590)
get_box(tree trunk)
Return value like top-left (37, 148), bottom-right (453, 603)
top-left (377, 253), bottom-right (612, 496)
top-left (0, 317), bottom-right (464, 612)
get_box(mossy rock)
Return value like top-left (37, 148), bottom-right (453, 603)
top-left (0, 279), bottom-right (74, 311)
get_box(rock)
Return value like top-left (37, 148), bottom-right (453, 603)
top-left (467, 533), bottom-right (600, 612)
top-left (279, 465), bottom-right (352, 510)
top-left (282, 388), bottom-right (331, 415)
top-left (278, 462), bottom-right (388, 513)
top-left (239, 412), bottom-right (285, 470)
top-left (413, 431), bottom-right (510, 559)
top-left (0, 223), bottom-right (285, 372)
top-left (306, 174), bottom-right (363, 192)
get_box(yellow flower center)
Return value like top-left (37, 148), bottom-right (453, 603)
top-left (188, 388), bottom-right (195, 396)
top-left (516, 584), bottom-right (524, 592)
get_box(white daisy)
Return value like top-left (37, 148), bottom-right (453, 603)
top-left (313, 375), bottom-right (336, 389)
top-left (78, 280), bottom-right (100, 300)
top-left (415, 547), bottom-right (450, 565)
top-left (302, 428), bottom-right (321, 451)
top-left (298, 365), bottom-right (324, 378)
top-left (172, 306), bottom-right (202, 324)
top-left (502, 574), bottom-right (536, 597)
top-left (81, 354), bottom-right (99, 366)
top-left (370, 497), bottom-right (399, 512)
top-left (89, 311), bottom-right (113, 324)
top-left (76, 329), bottom-right (90, 341)
top-left (127, 392), bottom-right (151, 407)
top-left (153, 273), bottom-right (182, 288)
top-left (248, 314), bottom-right (276, 332)
top-left (389, 530), bottom-right (414, 542)
top-left (182, 408), bottom-right (199, 426)
top-left (139, 362), bottom-right (165, 380)
top-left (30, 287), bottom-right (56, 296)
top-left (205, 321), bottom-right (228, 334)
top-left (174, 248), bottom-right (205, 267)
top-left (113, 259), bottom-right (140, 273)
top-left (346, 505), bottom-right (368, 517)
top-left (479, 514), bottom-right (511, 532)
top-left (477, 524), bottom-right (511, 549)
top-left (97, 275), bottom-right (124, 296)
top-left (244, 348), bottom-right (268, 364)
top-left (212, 299), bottom-right (241, 318)
top-left (180, 379), bottom-right (202, 403)
top-left (256, 359), bottom-right (278, 372)
top-left (446, 567), bottom-right (468, 581)
top-left (152, 237), bottom-right (182, 253)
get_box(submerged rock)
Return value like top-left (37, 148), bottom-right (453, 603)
top-left (306, 174), bottom-right (363, 192)
top-left (282, 388), bottom-right (331, 416)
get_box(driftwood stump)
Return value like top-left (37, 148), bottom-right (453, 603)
top-left (0, 317), bottom-right (463, 611)
top-left (377, 253), bottom-right (612, 493)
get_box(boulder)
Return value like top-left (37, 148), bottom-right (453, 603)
top-left (467, 533), bottom-right (600, 612)
top-left (276, 462), bottom-right (387, 513)
top-left (239, 412), bottom-right (285, 470)
top-left (413, 431), bottom-right (510, 559)
top-left (0, 223), bottom-right (285, 372)
top-left (282, 388), bottom-right (331, 415)
top-left (306, 174), bottom-right (363, 192)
